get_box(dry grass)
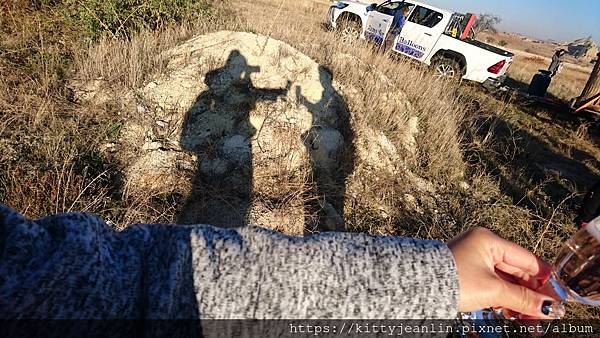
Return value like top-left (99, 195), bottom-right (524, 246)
top-left (70, 0), bottom-right (469, 235)
top-left (476, 31), bottom-right (594, 101)
top-left (2, 0), bottom-right (600, 319)
top-left (0, 4), bottom-right (115, 217)
top-left (507, 52), bottom-right (593, 101)
top-left (73, 15), bottom-right (241, 89)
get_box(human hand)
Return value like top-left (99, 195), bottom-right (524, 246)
top-left (448, 228), bottom-right (563, 319)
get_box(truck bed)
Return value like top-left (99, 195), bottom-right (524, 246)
top-left (463, 38), bottom-right (514, 57)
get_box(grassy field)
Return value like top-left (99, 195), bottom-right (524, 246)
top-left (506, 51), bottom-right (593, 101)
top-left (1, 0), bottom-right (600, 318)
top-left (477, 31), bottom-right (595, 101)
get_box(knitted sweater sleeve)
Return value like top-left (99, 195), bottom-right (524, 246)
top-left (0, 204), bottom-right (459, 320)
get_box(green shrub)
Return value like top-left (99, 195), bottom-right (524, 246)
top-left (498, 40), bottom-right (508, 46)
top-left (63, 0), bottom-right (215, 40)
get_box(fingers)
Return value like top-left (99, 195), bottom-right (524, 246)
top-left (495, 263), bottom-right (545, 290)
top-left (497, 278), bottom-right (558, 319)
top-left (489, 232), bottom-right (553, 279)
top-left (449, 227), bottom-right (561, 318)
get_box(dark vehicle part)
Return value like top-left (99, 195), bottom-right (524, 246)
top-left (482, 75), bottom-right (506, 90)
top-left (528, 71), bottom-right (552, 97)
top-left (464, 39), bottom-right (513, 57)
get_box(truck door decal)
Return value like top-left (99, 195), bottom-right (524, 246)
top-left (395, 36), bottom-right (427, 58)
top-left (365, 28), bottom-right (385, 44)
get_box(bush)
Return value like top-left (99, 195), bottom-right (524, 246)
top-left (63, 0), bottom-right (215, 40)
top-left (474, 13), bottom-right (501, 34)
top-left (498, 40), bottom-right (508, 46)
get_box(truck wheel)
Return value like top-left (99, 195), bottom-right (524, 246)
top-left (337, 20), bottom-right (361, 44)
top-left (432, 57), bottom-right (463, 81)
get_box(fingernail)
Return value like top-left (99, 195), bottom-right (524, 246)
top-left (541, 300), bottom-right (566, 318)
top-left (541, 300), bottom-right (551, 315)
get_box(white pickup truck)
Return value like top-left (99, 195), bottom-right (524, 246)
top-left (327, 0), bottom-right (514, 88)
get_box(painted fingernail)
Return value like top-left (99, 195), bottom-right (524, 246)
top-left (541, 300), bottom-right (566, 318)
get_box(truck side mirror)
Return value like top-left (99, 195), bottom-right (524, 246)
top-left (366, 3), bottom-right (377, 12)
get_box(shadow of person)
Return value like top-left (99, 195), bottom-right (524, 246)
top-left (177, 50), bottom-right (288, 228)
top-left (296, 65), bottom-right (355, 234)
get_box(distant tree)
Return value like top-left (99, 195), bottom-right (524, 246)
top-left (473, 13), bottom-right (502, 34)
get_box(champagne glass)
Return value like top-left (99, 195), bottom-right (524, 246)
top-left (546, 215), bottom-right (600, 308)
top-left (459, 215), bottom-right (600, 336)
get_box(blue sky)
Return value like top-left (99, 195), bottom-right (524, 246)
top-left (424, 0), bottom-right (600, 43)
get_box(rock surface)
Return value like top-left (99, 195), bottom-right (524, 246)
top-left (75, 31), bottom-right (424, 235)
top-left (567, 37), bottom-right (599, 62)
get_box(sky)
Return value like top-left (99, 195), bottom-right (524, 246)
top-left (424, 0), bottom-right (600, 43)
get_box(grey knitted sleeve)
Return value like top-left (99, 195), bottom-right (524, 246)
top-left (0, 204), bottom-right (459, 320)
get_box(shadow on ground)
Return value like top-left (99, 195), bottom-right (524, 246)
top-left (176, 50), bottom-right (287, 228)
top-left (297, 65), bottom-right (355, 234)
top-left (176, 50), bottom-right (355, 233)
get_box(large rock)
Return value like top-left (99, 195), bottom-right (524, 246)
top-left (77, 31), bottom-right (425, 234)
top-left (567, 37), bottom-right (599, 62)
top-left (118, 31), bottom-right (354, 233)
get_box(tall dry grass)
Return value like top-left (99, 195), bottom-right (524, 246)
top-left (1, 5), bottom-right (114, 218)
top-left (73, 15), bottom-right (242, 88)
top-left (507, 53), bottom-right (593, 101)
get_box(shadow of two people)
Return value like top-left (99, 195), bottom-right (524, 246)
top-left (176, 50), bottom-right (354, 234)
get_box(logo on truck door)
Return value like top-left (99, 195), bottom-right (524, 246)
top-left (365, 27), bottom-right (385, 44)
top-left (395, 37), bottom-right (426, 58)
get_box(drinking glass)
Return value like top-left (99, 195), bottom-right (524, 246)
top-left (547, 215), bottom-right (600, 307)
top-left (460, 215), bottom-right (600, 336)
